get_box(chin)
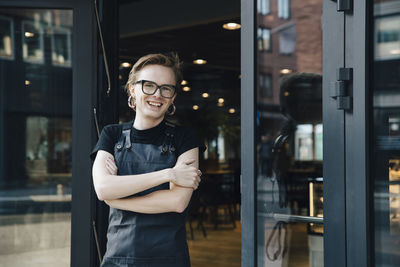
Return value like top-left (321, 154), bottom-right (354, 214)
top-left (143, 110), bottom-right (166, 120)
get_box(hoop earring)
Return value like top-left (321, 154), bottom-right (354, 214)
top-left (128, 96), bottom-right (136, 111)
top-left (167, 103), bottom-right (176, 116)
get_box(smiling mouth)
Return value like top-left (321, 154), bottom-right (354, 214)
top-left (147, 101), bottom-right (163, 107)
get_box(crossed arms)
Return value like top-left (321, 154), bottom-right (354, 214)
top-left (92, 147), bottom-right (201, 214)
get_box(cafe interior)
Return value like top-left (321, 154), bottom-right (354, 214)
top-left (116, 0), bottom-right (241, 266)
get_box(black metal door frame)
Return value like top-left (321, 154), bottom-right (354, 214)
top-left (344, 0), bottom-right (372, 266)
top-left (241, 0), bottom-right (256, 266)
top-left (0, 1), bottom-right (97, 266)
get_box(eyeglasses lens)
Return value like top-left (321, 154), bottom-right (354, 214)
top-left (142, 81), bottom-right (174, 98)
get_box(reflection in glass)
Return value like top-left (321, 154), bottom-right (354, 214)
top-left (0, 8), bottom-right (72, 267)
top-left (375, 15), bottom-right (400, 60)
top-left (0, 16), bottom-right (13, 59)
top-left (258, 28), bottom-right (271, 52)
top-left (256, 0), bottom-right (323, 266)
top-left (22, 21), bottom-right (44, 63)
top-left (259, 73), bottom-right (273, 98)
top-left (258, 0), bottom-right (270, 15)
top-left (279, 25), bottom-right (296, 55)
top-left (278, 0), bottom-right (290, 19)
top-left (51, 27), bottom-right (72, 67)
top-left (373, 1), bottom-right (400, 266)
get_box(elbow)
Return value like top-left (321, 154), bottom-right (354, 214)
top-left (93, 182), bottom-right (108, 201)
top-left (174, 195), bottom-right (189, 213)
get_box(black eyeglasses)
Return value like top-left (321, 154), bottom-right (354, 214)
top-left (135, 80), bottom-right (176, 99)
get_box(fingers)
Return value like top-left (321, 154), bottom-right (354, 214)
top-left (106, 158), bottom-right (117, 174)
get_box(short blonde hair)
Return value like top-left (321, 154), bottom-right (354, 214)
top-left (125, 52), bottom-right (183, 95)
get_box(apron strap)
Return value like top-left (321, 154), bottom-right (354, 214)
top-left (116, 128), bottom-right (132, 151)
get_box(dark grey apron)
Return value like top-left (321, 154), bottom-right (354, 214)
top-left (101, 122), bottom-right (190, 267)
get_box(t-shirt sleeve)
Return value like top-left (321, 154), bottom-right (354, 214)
top-left (90, 124), bottom-right (120, 160)
top-left (175, 127), bottom-right (207, 158)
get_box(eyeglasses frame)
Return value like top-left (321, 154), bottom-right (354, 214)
top-left (134, 80), bottom-right (177, 99)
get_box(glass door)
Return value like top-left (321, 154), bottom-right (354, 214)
top-left (241, 0), bottom-right (348, 266)
top-left (372, 0), bottom-right (400, 265)
top-left (255, 0), bottom-right (325, 266)
top-left (0, 1), bottom-right (97, 266)
top-left (0, 8), bottom-right (73, 267)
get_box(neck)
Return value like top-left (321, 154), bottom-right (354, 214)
top-left (133, 114), bottom-right (164, 130)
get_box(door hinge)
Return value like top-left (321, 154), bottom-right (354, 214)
top-left (330, 0), bottom-right (353, 12)
top-left (330, 68), bottom-right (353, 111)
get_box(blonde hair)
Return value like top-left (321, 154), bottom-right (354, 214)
top-left (125, 52), bottom-right (183, 95)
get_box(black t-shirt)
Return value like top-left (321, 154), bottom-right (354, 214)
top-left (91, 119), bottom-right (206, 160)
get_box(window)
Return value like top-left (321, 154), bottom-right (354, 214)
top-left (258, 28), bottom-right (271, 52)
top-left (258, 0), bottom-right (270, 15)
top-left (278, 0), bottom-right (290, 19)
top-left (22, 21), bottom-right (44, 64)
top-left (375, 15), bottom-right (400, 60)
top-left (51, 27), bottom-right (72, 67)
top-left (259, 74), bottom-right (273, 98)
top-left (279, 24), bottom-right (296, 54)
top-left (0, 16), bottom-right (14, 60)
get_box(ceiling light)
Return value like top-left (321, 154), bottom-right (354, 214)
top-left (193, 59), bottom-right (207, 65)
top-left (284, 91), bottom-right (290, 97)
top-left (193, 105), bottom-right (199, 110)
top-left (25, 80), bottom-right (31, 86)
top-left (183, 86), bottom-right (191, 92)
top-left (118, 75), bottom-right (122, 80)
top-left (24, 32), bottom-right (35, 38)
top-left (121, 62), bottom-right (131, 68)
top-left (280, 68), bottom-right (292, 74)
top-left (223, 22), bottom-right (241, 30)
top-left (218, 98), bottom-right (224, 104)
top-left (229, 108), bottom-right (236, 114)
top-left (181, 80), bottom-right (188, 85)
top-left (390, 49), bottom-right (400, 55)
top-left (202, 92), bottom-right (209, 98)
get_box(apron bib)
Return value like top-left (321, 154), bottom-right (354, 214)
top-left (101, 122), bottom-right (190, 267)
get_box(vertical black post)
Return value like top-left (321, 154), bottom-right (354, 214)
top-left (94, 0), bottom-right (120, 265)
top-left (344, 0), bottom-right (370, 266)
top-left (323, 0), bottom-right (347, 266)
top-left (241, 0), bottom-right (256, 266)
top-left (71, 0), bottom-right (97, 266)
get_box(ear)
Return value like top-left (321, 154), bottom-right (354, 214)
top-left (129, 85), bottom-right (136, 97)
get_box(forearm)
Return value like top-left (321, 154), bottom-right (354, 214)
top-left (105, 187), bottom-right (193, 214)
top-left (94, 168), bottom-right (171, 201)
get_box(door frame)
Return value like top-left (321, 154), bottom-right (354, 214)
top-left (0, 1), bottom-right (97, 266)
top-left (241, 0), bottom-right (372, 266)
top-left (344, 0), bottom-right (372, 266)
top-left (241, 0), bottom-right (257, 266)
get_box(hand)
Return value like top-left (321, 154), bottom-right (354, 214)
top-left (171, 159), bottom-right (202, 190)
top-left (106, 157), bottom-right (118, 175)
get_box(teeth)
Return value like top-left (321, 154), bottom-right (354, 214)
top-left (148, 101), bottom-right (162, 107)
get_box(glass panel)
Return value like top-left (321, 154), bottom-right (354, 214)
top-left (22, 20), bottom-right (44, 63)
top-left (0, 8), bottom-right (73, 267)
top-left (373, 1), bottom-right (400, 265)
top-left (256, 0), bottom-right (323, 266)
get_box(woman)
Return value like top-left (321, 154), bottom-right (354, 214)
top-left (91, 53), bottom-right (205, 267)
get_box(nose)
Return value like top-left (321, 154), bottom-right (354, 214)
top-left (153, 87), bottom-right (162, 98)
